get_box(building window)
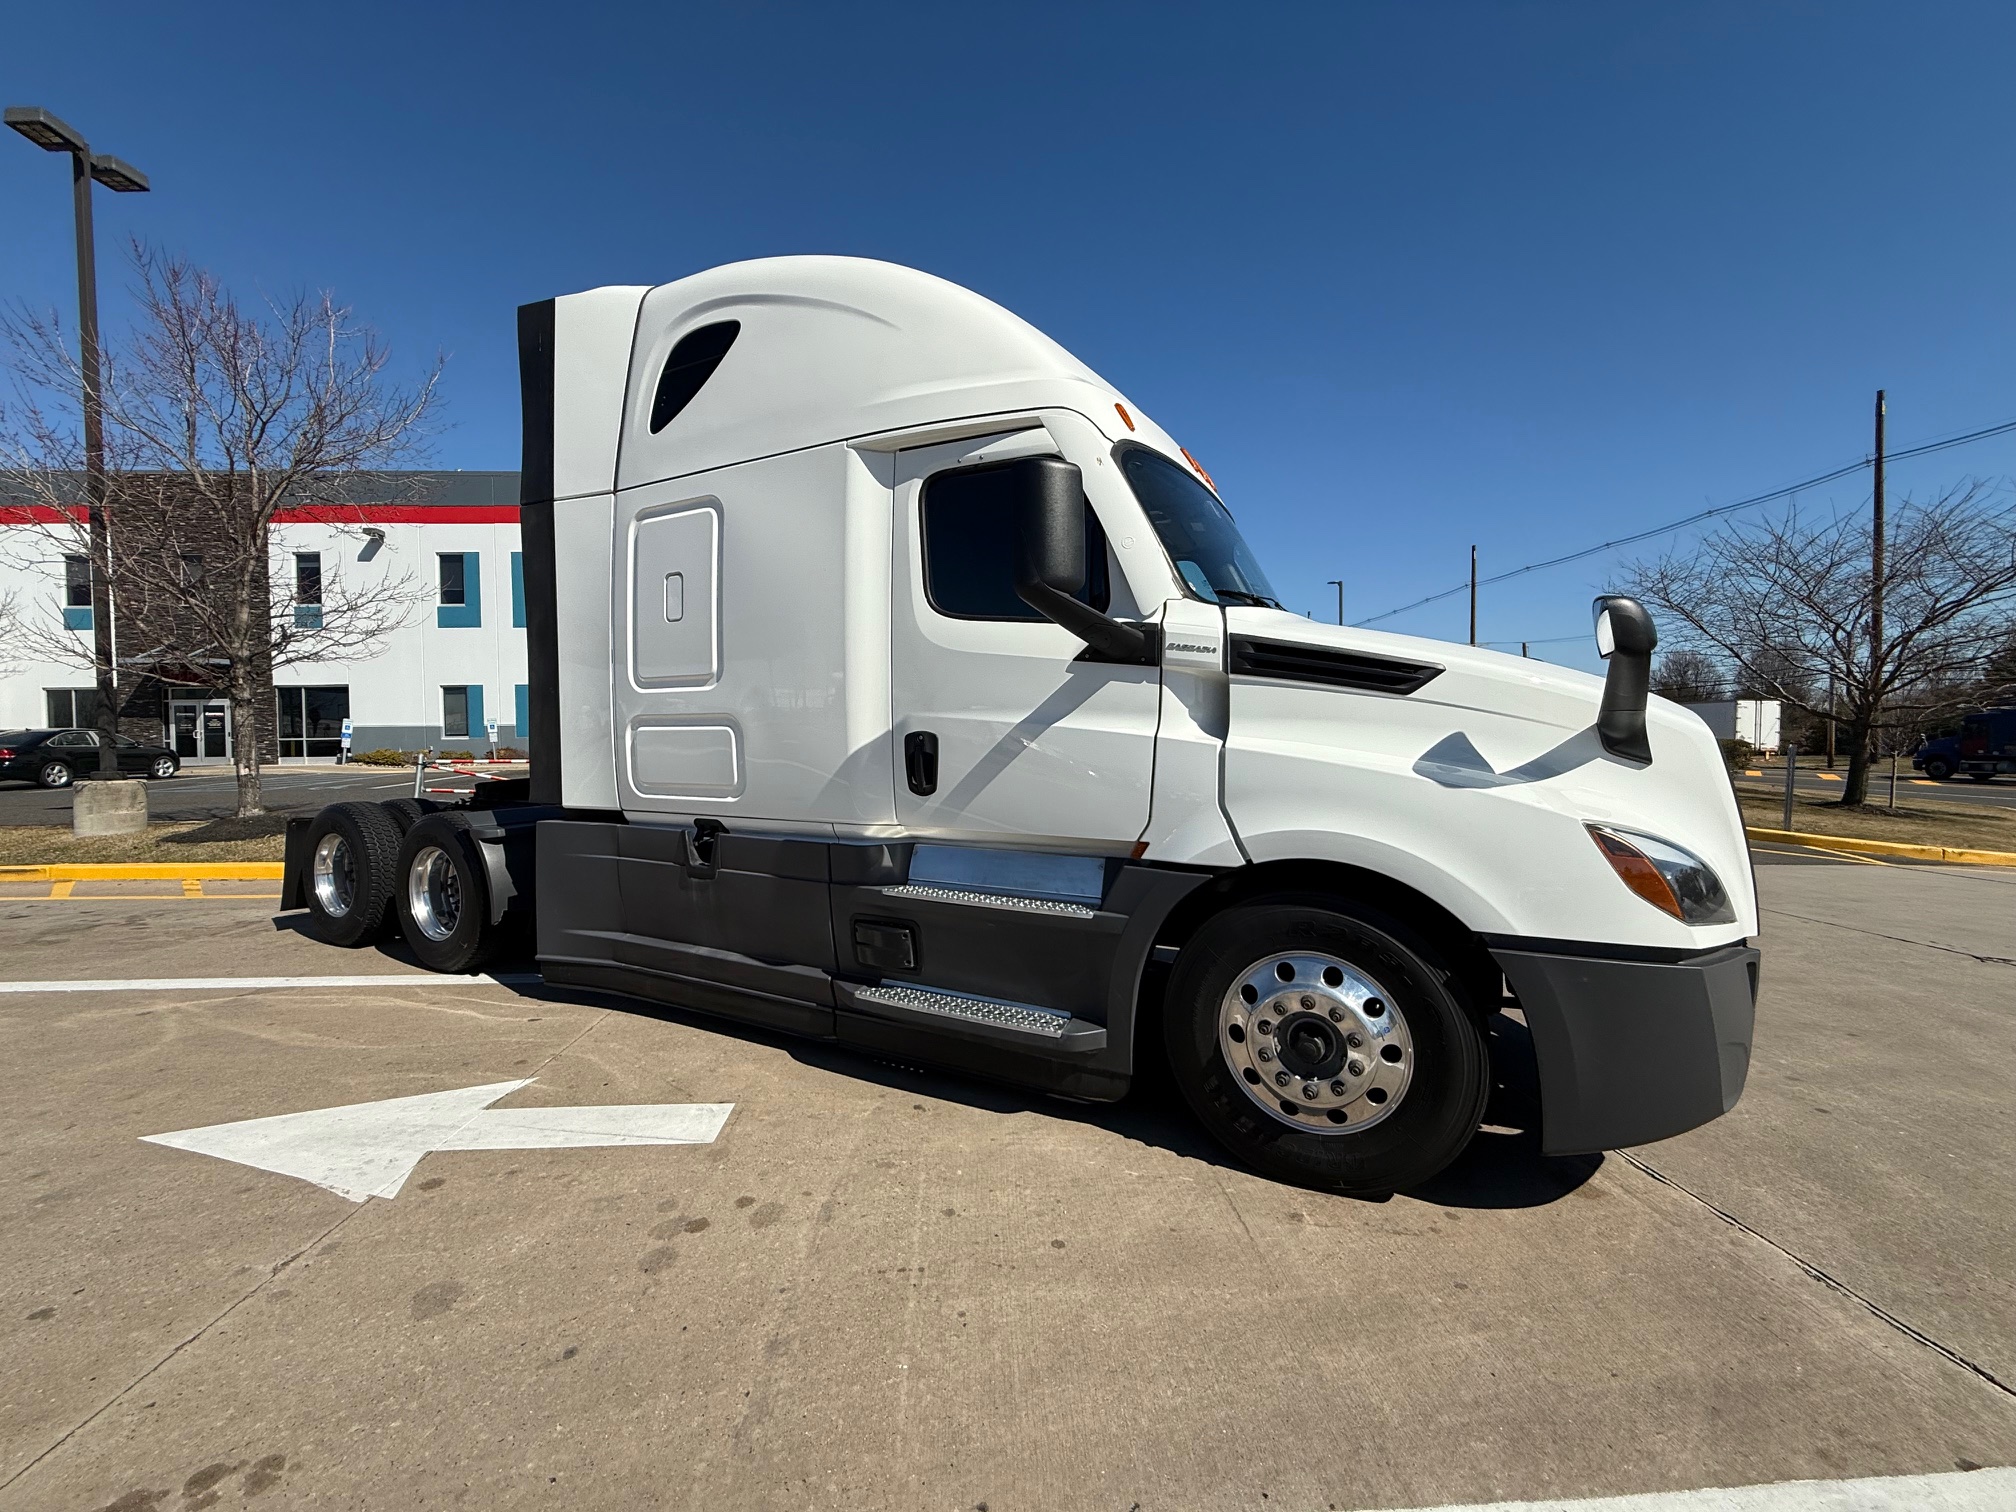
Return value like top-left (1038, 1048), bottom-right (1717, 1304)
top-left (45, 688), bottom-right (103, 729)
top-left (441, 684), bottom-right (485, 741)
top-left (515, 683), bottom-right (530, 739)
top-left (294, 552), bottom-right (323, 630)
top-left (437, 552), bottom-right (481, 628)
top-left (276, 686), bottom-right (350, 759)
top-left (511, 551), bottom-right (526, 628)
top-left (919, 465), bottom-right (1110, 621)
top-left (62, 554), bottom-right (93, 631)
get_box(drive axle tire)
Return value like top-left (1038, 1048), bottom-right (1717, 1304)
top-left (1163, 900), bottom-right (1490, 1196)
top-left (300, 801), bottom-right (404, 947)
top-left (394, 814), bottom-right (502, 974)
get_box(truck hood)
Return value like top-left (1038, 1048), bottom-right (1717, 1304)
top-left (1216, 607), bottom-right (1758, 949)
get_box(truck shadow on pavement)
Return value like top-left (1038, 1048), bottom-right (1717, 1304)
top-left (274, 921), bottom-right (1600, 1210)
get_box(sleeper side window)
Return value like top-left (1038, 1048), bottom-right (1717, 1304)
top-left (920, 464), bottom-right (1110, 622)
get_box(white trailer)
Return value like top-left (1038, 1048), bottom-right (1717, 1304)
top-left (1682, 698), bottom-right (1782, 753)
top-left (283, 258), bottom-right (1759, 1195)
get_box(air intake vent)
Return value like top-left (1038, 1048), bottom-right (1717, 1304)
top-left (1228, 637), bottom-right (1443, 695)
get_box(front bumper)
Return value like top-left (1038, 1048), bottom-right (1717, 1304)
top-left (1492, 941), bottom-right (1759, 1155)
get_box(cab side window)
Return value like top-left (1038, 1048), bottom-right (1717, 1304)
top-left (921, 463), bottom-right (1110, 622)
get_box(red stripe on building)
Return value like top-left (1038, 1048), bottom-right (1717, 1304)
top-left (1, 504), bottom-right (519, 526)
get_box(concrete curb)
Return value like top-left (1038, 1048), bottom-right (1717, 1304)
top-left (1745, 826), bottom-right (2016, 867)
top-left (0, 863), bottom-right (284, 881)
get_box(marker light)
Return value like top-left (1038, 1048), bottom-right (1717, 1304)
top-left (1114, 402), bottom-right (1135, 432)
top-left (1586, 824), bottom-right (1735, 925)
top-left (1179, 446), bottom-right (1216, 491)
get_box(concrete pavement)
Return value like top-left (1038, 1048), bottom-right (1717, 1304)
top-left (0, 863), bottom-right (2011, 1509)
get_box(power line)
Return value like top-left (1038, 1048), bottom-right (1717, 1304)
top-left (1352, 413), bottom-right (2016, 629)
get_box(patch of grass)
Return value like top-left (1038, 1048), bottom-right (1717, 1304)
top-left (0, 823), bottom-right (287, 865)
top-left (1736, 788), bottom-right (2016, 853)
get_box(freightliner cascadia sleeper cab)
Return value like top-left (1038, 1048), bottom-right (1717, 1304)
top-left (283, 257), bottom-right (1759, 1195)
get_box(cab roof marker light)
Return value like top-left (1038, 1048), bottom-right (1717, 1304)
top-left (1179, 446), bottom-right (1217, 493)
top-left (1586, 824), bottom-right (1736, 926)
top-left (1114, 402), bottom-right (1135, 432)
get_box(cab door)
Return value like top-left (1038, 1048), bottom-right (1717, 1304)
top-left (887, 433), bottom-right (1158, 849)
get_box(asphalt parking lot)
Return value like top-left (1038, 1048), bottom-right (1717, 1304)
top-left (1, 855), bottom-right (2013, 1509)
top-left (1735, 766), bottom-right (2016, 811)
top-left (0, 766), bottom-right (503, 826)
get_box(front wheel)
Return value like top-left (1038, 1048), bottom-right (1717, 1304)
top-left (38, 761), bottom-right (74, 789)
top-left (1922, 758), bottom-right (1954, 780)
top-left (1163, 901), bottom-right (1490, 1195)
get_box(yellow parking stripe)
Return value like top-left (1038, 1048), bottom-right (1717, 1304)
top-left (181, 878), bottom-right (204, 897)
top-left (48, 880), bottom-right (76, 899)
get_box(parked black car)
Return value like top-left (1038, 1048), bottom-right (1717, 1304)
top-left (0, 729), bottom-right (182, 788)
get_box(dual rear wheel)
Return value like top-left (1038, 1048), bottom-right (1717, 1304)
top-left (299, 801), bottom-right (504, 972)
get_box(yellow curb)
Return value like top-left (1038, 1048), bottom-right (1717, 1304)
top-left (0, 862), bottom-right (285, 882)
top-left (1745, 827), bottom-right (2016, 867)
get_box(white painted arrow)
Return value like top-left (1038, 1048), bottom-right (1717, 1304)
top-left (141, 1079), bottom-right (733, 1203)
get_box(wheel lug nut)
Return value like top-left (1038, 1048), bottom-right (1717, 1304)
top-left (1257, 1047), bottom-right (1273, 1062)
top-left (1301, 1083), bottom-right (1319, 1100)
top-left (1256, 1019), bottom-right (1273, 1034)
top-left (1274, 1071), bottom-right (1291, 1088)
top-left (1346, 1033), bottom-right (1363, 1049)
top-left (1300, 996), bottom-right (1315, 1009)
top-left (1328, 1007), bottom-right (1344, 1022)
top-left (1348, 1060), bottom-right (1365, 1077)
top-left (1329, 1080), bottom-right (1347, 1097)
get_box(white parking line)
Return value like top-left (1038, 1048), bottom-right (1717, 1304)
top-left (0, 973), bottom-right (540, 994)
top-left (1361, 1465), bottom-right (2014, 1511)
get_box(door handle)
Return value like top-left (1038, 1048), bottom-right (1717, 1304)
top-left (904, 731), bottom-right (939, 796)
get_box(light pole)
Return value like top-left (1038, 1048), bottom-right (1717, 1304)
top-left (1327, 579), bottom-right (1344, 625)
top-left (6, 106), bottom-right (150, 776)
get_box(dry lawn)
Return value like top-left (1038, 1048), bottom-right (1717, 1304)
top-left (1736, 787), bottom-right (2016, 853)
top-left (0, 822), bottom-right (287, 866)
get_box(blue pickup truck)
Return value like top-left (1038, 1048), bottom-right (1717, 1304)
top-left (1913, 708), bottom-right (2016, 782)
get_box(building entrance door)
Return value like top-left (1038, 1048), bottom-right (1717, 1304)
top-left (169, 698), bottom-right (232, 762)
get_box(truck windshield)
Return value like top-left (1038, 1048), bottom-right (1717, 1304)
top-left (1119, 446), bottom-right (1281, 608)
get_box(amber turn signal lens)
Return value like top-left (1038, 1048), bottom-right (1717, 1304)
top-left (1586, 826), bottom-right (1684, 919)
top-left (1114, 402), bottom-right (1136, 432)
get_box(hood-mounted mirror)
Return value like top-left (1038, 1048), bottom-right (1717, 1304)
top-left (1593, 595), bottom-right (1657, 763)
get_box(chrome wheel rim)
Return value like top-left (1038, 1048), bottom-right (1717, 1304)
top-left (44, 764), bottom-right (71, 788)
top-left (407, 845), bottom-right (462, 942)
top-left (1219, 951), bottom-right (1415, 1134)
top-left (151, 758), bottom-right (175, 778)
top-left (311, 833), bottom-right (356, 918)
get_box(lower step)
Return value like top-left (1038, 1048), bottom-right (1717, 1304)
top-left (848, 983), bottom-right (1107, 1053)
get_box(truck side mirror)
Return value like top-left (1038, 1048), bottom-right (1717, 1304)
top-left (1007, 456), bottom-right (1157, 665)
top-left (1592, 595), bottom-right (1657, 764)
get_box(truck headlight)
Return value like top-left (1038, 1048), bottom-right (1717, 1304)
top-left (1586, 825), bottom-right (1736, 926)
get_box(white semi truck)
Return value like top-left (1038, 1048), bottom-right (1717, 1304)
top-left (283, 257), bottom-right (1759, 1195)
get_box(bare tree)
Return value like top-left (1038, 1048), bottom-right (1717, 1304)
top-left (1628, 481), bottom-right (2016, 804)
top-left (1651, 647), bottom-right (1726, 703)
top-left (1, 244), bottom-right (439, 815)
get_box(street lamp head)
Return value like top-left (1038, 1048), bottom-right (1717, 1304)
top-left (89, 154), bottom-right (150, 193)
top-left (4, 105), bottom-right (87, 155)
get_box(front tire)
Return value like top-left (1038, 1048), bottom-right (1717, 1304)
top-left (1923, 758), bottom-right (1954, 780)
top-left (300, 802), bottom-right (404, 947)
top-left (1163, 901), bottom-right (1490, 1195)
top-left (38, 761), bottom-right (74, 789)
top-left (393, 814), bottom-right (502, 974)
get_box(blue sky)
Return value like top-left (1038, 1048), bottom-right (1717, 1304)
top-left (6, 1), bottom-right (2015, 670)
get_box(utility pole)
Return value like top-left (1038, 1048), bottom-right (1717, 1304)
top-left (1871, 389), bottom-right (1886, 746)
top-left (1327, 580), bottom-right (1344, 625)
top-left (1521, 641), bottom-right (1529, 658)
top-left (1468, 545), bottom-right (1477, 646)
top-left (5, 108), bottom-right (150, 776)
